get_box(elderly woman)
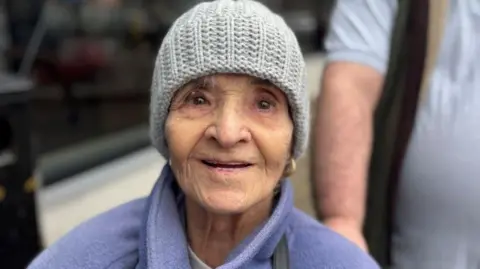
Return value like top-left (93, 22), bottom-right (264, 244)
top-left (29, 0), bottom-right (379, 268)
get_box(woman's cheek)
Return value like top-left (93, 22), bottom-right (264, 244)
top-left (251, 117), bottom-right (293, 173)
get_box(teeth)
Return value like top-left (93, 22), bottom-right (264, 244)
top-left (202, 160), bottom-right (251, 168)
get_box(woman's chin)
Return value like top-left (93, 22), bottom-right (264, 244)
top-left (201, 193), bottom-right (251, 214)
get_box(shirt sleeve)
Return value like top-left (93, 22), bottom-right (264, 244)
top-left (324, 0), bottom-right (398, 75)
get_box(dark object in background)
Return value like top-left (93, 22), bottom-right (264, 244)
top-left (364, 0), bottom-right (447, 266)
top-left (0, 73), bottom-right (41, 269)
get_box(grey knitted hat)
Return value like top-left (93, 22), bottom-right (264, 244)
top-left (150, 0), bottom-right (309, 159)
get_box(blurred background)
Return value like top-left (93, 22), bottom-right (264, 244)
top-left (0, 0), bottom-right (335, 267)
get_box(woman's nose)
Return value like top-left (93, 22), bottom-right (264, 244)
top-left (204, 106), bottom-right (252, 148)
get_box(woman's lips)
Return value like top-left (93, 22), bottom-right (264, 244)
top-left (201, 160), bottom-right (253, 169)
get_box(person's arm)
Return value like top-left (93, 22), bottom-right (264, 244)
top-left (314, 62), bottom-right (382, 251)
top-left (312, 0), bottom-right (397, 251)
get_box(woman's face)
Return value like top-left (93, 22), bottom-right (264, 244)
top-left (165, 74), bottom-right (293, 214)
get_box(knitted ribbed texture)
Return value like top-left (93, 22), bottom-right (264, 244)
top-left (150, 0), bottom-right (309, 159)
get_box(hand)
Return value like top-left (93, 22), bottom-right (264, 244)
top-left (323, 219), bottom-right (369, 252)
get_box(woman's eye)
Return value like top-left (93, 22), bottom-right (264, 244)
top-left (192, 96), bottom-right (207, 105)
top-left (185, 92), bottom-right (209, 106)
top-left (256, 100), bottom-right (274, 110)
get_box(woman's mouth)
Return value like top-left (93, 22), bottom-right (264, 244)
top-left (201, 160), bottom-right (253, 169)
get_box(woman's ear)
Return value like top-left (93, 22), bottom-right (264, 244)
top-left (283, 158), bottom-right (296, 177)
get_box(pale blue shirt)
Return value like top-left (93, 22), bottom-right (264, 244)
top-left (325, 0), bottom-right (480, 268)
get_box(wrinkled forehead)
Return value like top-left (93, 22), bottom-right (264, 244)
top-left (180, 74), bottom-right (283, 95)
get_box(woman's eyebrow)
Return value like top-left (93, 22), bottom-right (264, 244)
top-left (250, 78), bottom-right (274, 88)
top-left (191, 76), bottom-right (215, 90)
top-left (250, 78), bottom-right (281, 100)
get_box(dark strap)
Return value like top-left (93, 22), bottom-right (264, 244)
top-left (272, 234), bottom-right (289, 269)
top-left (363, 0), bottom-right (411, 265)
top-left (385, 0), bottom-right (429, 264)
top-left (364, 0), bottom-right (430, 267)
